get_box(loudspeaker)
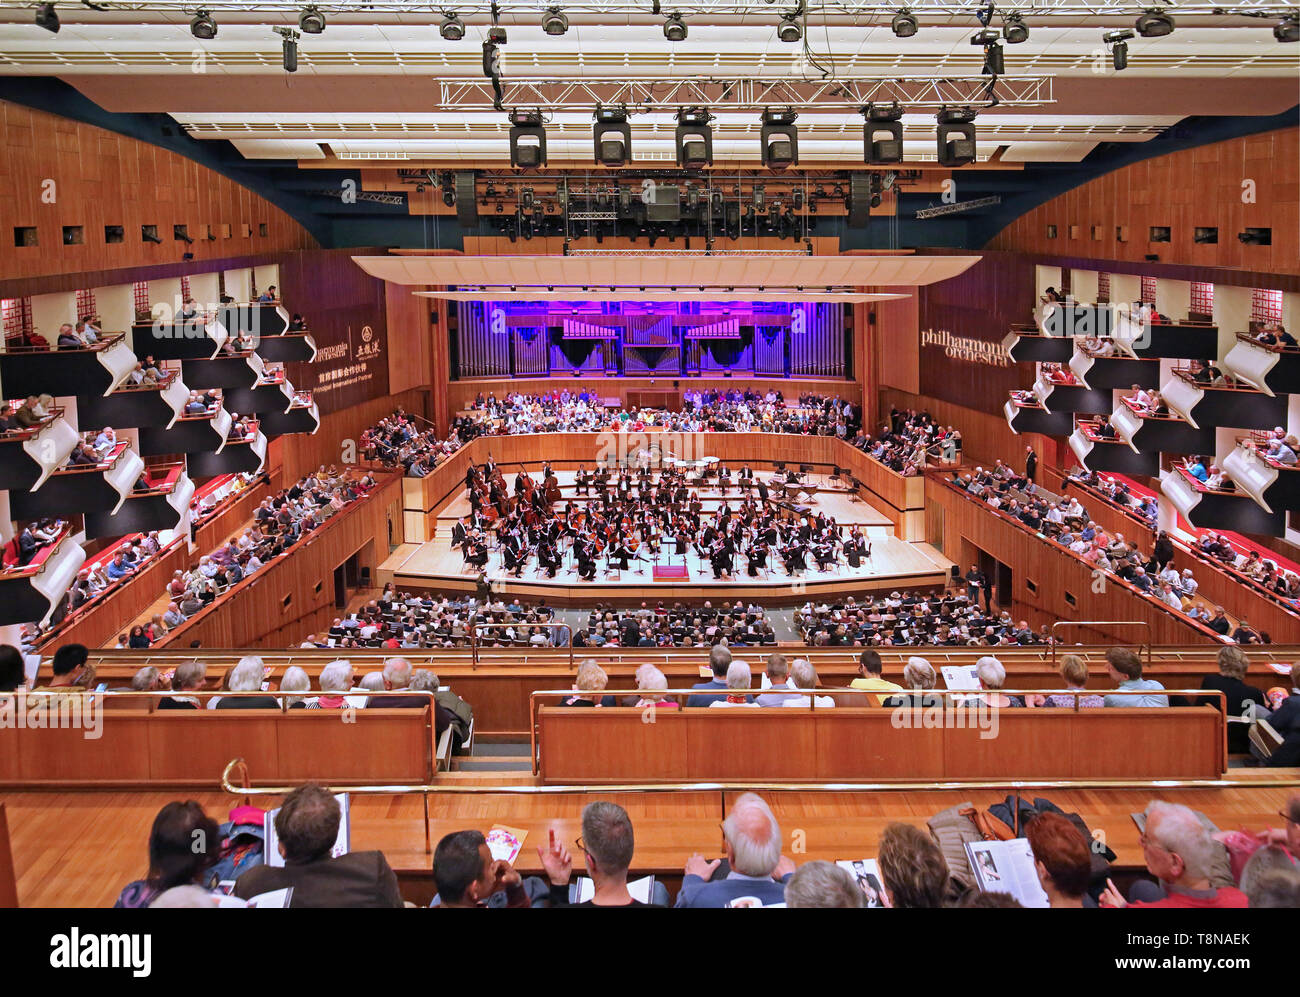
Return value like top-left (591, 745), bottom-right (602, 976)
top-left (455, 173), bottom-right (478, 228)
top-left (847, 174), bottom-right (871, 227)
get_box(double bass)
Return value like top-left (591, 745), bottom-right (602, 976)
top-left (544, 468), bottom-right (561, 506)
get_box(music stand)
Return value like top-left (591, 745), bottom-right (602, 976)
top-left (847, 476), bottom-right (862, 502)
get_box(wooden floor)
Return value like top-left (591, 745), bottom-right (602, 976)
top-left (6, 779), bottom-right (1295, 907)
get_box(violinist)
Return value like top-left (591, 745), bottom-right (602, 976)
top-left (537, 537), bottom-right (561, 578)
top-left (465, 535), bottom-right (489, 569)
top-left (746, 538), bottom-right (768, 577)
top-left (450, 515), bottom-right (470, 552)
top-left (576, 535), bottom-right (598, 580)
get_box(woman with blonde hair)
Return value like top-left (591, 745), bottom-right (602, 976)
top-left (1027, 654), bottom-right (1104, 709)
top-left (562, 659), bottom-right (614, 707)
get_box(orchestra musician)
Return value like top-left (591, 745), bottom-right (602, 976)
top-left (575, 465), bottom-right (590, 495)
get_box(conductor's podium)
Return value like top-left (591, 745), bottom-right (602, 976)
top-left (535, 701), bottom-right (1227, 784)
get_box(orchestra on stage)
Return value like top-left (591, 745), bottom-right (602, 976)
top-left (453, 452), bottom-right (871, 582)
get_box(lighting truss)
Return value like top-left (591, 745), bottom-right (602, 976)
top-left (431, 76), bottom-right (1053, 112)
top-left (914, 194), bottom-right (1002, 218)
top-left (307, 186), bottom-right (407, 204)
top-left (14, 2), bottom-right (1293, 16)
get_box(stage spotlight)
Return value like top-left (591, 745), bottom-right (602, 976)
top-left (760, 107), bottom-right (799, 170)
top-left (35, 2), bottom-right (59, 33)
top-left (778, 10), bottom-right (802, 43)
top-left (863, 101), bottom-right (904, 164)
top-left (298, 6), bottom-right (326, 33)
top-left (674, 107), bottom-right (713, 168)
top-left (1103, 29), bottom-right (1133, 70)
top-left (1276, 15), bottom-right (1299, 42)
top-left (972, 30), bottom-right (1003, 75)
top-left (274, 27), bottom-right (299, 72)
top-left (443, 187), bottom-right (456, 207)
top-left (440, 14), bottom-right (466, 41)
top-left (1135, 9), bottom-right (1174, 37)
top-left (1003, 13), bottom-right (1028, 43)
top-left (190, 10), bottom-right (217, 40)
top-left (982, 41), bottom-right (1004, 75)
top-left (509, 108), bottom-right (548, 168)
top-left (593, 106), bottom-right (632, 166)
top-left (891, 9), bottom-right (917, 38)
top-left (936, 106), bottom-right (977, 167)
top-left (542, 7), bottom-right (569, 35)
top-left (663, 13), bottom-right (687, 41)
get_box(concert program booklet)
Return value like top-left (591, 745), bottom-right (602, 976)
top-left (964, 838), bottom-right (1050, 908)
top-left (265, 793), bottom-right (350, 868)
top-left (941, 665), bottom-right (981, 691)
top-left (835, 859), bottom-right (888, 907)
top-left (486, 824), bottom-right (528, 864)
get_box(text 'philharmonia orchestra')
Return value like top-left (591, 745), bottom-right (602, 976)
top-left (921, 328), bottom-right (1012, 367)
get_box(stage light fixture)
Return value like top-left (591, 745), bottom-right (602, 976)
top-left (542, 7), bottom-right (569, 35)
top-left (983, 41), bottom-right (1004, 75)
top-left (936, 105), bottom-right (977, 167)
top-left (298, 6), bottom-right (326, 33)
top-left (862, 101), bottom-right (904, 164)
top-left (190, 10), bottom-right (217, 39)
top-left (1135, 9), bottom-right (1174, 37)
top-left (1276, 15), bottom-right (1299, 42)
top-left (275, 27), bottom-right (299, 73)
top-left (1103, 28), bottom-right (1134, 70)
top-left (663, 13), bottom-right (687, 41)
top-left (508, 108), bottom-right (548, 168)
top-left (760, 107), bottom-right (799, 170)
top-left (440, 13), bottom-right (466, 40)
top-left (891, 9), bottom-right (917, 38)
top-left (1003, 12), bottom-right (1028, 43)
top-left (674, 106), bottom-right (714, 168)
top-left (778, 10), bottom-right (802, 43)
top-left (35, 3), bottom-right (59, 33)
top-left (593, 106), bottom-right (632, 166)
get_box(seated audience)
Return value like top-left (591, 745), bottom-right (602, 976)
top-left (233, 784), bottom-right (403, 907)
top-left (538, 802), bottom-right (667, 907)
top-left (114, 801), bottom-right (220, 908)
top-left (1102, 646), bottom-right (1168, 708)
top-left (675, 793), bottom-right (795, 907)
top-left (1025, 812), bottom-right (1093, 908)
top-left (784, 861), bottom-right (869, 909)
top-left (1101, 801), bottom-right (1247, 908)
top-left (433, 829), bottom-right (532, 908)
top-left (876, 822), bottom-right (953, 908)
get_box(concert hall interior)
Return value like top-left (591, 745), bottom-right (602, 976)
top-left (0, 0), bottom-right (1298, 922)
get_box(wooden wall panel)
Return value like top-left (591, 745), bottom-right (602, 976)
top-left (0, 100), bottom-right (315, 282)
top-left (988, 126), bottom-right (1300, 276)
top-left (537, 707), bottom-right (1224, 783)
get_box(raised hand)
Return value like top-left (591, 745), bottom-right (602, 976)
top-left (536, 828), bottom-right (573, 886)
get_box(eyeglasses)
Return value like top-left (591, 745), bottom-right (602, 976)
top-left (1281, 812), bottom-right (1298, 826)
